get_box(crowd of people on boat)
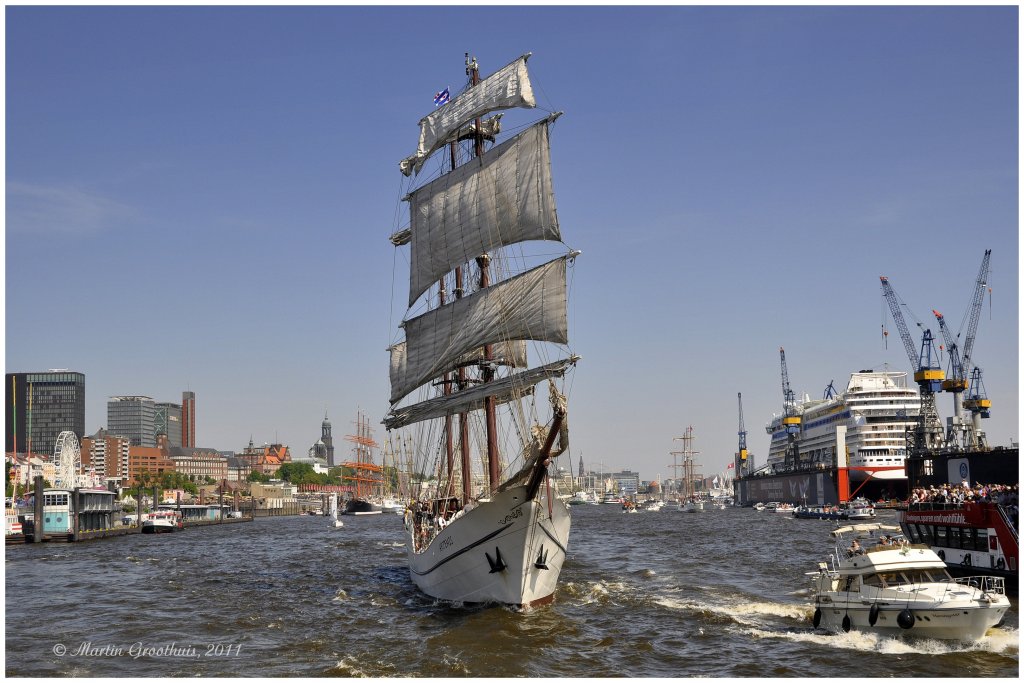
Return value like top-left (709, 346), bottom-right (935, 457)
top-left (908, 481), bottom-right (1018, 529)
top-left (847, 532), bottom-right (908, 557)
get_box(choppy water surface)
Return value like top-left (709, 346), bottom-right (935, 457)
top-left (4, 506), bottom-right (1018, 677)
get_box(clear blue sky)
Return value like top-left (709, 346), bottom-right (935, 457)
top-left (5, 5), bottom-right (1018, 482)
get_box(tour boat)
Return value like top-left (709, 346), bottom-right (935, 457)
top-left (809, 523), bottom-right (1009, 641)
top-left (900, 500), bottom-right (1018, 593)
top-left (142, 510), bottom-right (183, 533)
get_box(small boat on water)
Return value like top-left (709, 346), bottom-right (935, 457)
top-left (809, 523), bottom-right (1009, 641)
top-left (142, 510), bottom-right (183, 534)
top-left (328, 493), bottom-right (344, 529)
top-left (642, 499), bottom-right (663, 512)
top-left (843, 497), bottom-right (876, 520)
top-left (568, 491), bottom-right (596, 506)
top-left (5, 503), bottom-right (24, 543)
top-left (678, 498), bottom-right (704, 513)
top-left (774, 502), bottom-right (796, 514)
top-left (600, 491), bottom-right (621, 505)
top-left (793, 504), bottom-right (846, 521)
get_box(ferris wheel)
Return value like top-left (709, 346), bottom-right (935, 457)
top-left (52, 431), bottom-right (82, 489)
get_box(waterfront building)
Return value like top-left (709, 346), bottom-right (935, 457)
top-left (81, 429), bottom-right (131, 480)
top-left (169, 447), bottom-right (228, 482)
top-left (5, 371), bottom-right (86, 459)
top-left (249, 481), bottom-right (296, 509)
top-left (181, 391), bottom-right (196, 448)
top-left (8, 454), bottom-right (56, 488)
top-left (238, 439), bottom-right (292, 476)
top-left (155, 402), bottom-right (183, 448)
top-left (127, 437), bottom-right (175, 484)
top-left (225, 456), bottom-right (251, 483)
top-left (107, 396), bottom-right (157, 447)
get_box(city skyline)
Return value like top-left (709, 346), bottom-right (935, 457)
top-left (5, 6), bottom-right (1018, 482)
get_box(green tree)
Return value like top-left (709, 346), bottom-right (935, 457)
top-left (248, 470), bottom-right (270, 483)
top-left (275, 462), bottom-right (317, 484)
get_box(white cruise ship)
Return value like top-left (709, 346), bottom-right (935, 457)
top-left (765, 371), bottom-right (919, 481)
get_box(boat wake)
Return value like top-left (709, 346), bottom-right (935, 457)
top-left (561, 579), bottom-right (635, 605)
top-left (652, 594), bottom-right (811, 627)
top-left (746, 623), bottom-right (1019, 655)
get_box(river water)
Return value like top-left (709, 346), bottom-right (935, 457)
top-left (4, 504), bottom-right (1018, 677)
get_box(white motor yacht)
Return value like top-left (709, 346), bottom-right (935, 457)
top-left (809, 523), bottom-right (1009, 641)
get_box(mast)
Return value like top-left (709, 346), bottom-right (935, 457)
top-left (10, 376), bottom-right (17, 501)
top-left (465, 53), bottom-right (502, 493)
top-left (443, 137), bottom-right (457, 502)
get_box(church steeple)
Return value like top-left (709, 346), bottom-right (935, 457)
top-left (322, 411), bottom-right (335, 466)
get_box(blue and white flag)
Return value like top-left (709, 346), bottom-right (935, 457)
top-left (433, 87), bottom-right (450, 107)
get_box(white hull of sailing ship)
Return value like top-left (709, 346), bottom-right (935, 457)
top-left (405, 485), bottom-right (570, 606)
top-left (386, 53), bottom-right (579, 608)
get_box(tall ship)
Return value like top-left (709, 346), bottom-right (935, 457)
top-left (341, 411), bottom-right (384, 515)
top-left (765, 370), bottom-right (919, 482)
top-left (384, 53), bottom-right (579, 607)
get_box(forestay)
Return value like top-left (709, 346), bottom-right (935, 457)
top-left (390, 257), bottom-right (568, 404)
top-left (399, 54), bottom-right (535, 176)
top-left (405, 118), bottom-right (561, 306)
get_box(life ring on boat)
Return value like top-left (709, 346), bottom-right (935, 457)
top-left (812, 608), bottom-right (822, 628)
top-left (936, 549), bottom-right (945, 561)
top-left (995, 557), bottom-right (1006, 571)
top-left (897, 609), bottom-right (915, 630)
top-left (962, 554), bottom-right (972, 567)
top-left (868, 603), bottom-right (880, 626)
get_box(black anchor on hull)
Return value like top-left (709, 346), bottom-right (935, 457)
top-left (485, 547), bottom-right (507, 573)
top-left (535, 545), bottom-right (549, 570)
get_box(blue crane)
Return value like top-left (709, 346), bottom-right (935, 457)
top-left (736, 392), bottom-right (749, 475)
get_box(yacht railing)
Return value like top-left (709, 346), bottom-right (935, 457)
top-left (951, 575), bottom-right (1006, 595)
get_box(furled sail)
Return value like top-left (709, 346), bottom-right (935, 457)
top-left (399, 54), bottom-right (535, 177)
top-left (390, 257), bottom-right (568, 404)
top-left (405, 117), bottom-right (561, 306)
top-left (389, 339), bottom-right (528, 400)
top-left (384, 357), bottom-right (577, 430)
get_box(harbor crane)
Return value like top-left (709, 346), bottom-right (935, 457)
top-left (736, 392), bottom-right (750, 476)
top-left (960, 250), bottom-right (992, 449)
top-left (879, 276), bottom-right (944, 455)
top-left (929, 250), bottom-right (991, 451)
top-left (933, 309), bottom-right (969, 449)
top-left (777, 347), bottom-right (802, 470)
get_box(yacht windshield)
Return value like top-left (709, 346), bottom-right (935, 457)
top-left (862, 568), bottom-right (950, 587)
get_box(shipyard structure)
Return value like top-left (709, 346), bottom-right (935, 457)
top-left (735, 251), bottom-right (1017, 504)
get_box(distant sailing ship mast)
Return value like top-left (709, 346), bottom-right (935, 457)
top-left (672, 426), bottom-right (701, 502)
top-left (341, 411), bottom-right (383, 514)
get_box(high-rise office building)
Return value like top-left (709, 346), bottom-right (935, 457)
top-left (5, 371), bottom-right (86, 457)
top-left (155, 402), bottom-right (183, 448)
top-left (181, 391), bottom-right (195, 448)
top-left (107, 396), bottom-right (157, 447)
